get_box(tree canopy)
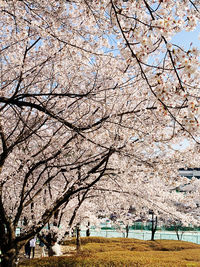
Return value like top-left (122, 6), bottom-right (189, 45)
top-left (0, 0), bottom-right (200, 266)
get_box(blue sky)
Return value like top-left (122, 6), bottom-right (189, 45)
top-left (171, 24), bottom-right (200, 50)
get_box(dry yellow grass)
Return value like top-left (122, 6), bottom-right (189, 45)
top-left (19, 237), bottom-right (200, 266)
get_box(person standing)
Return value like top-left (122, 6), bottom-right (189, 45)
top-left (39, 239), bottom-right (46, 257)
top-left (29, 236), bottom-right (37, 259)
top-left (24, 240), bottom-right (31, 258)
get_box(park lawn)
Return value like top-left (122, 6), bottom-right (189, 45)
top-left (19, 237), bottom-right (200, 266)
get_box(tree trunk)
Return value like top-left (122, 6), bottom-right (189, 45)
top-left (175, 228), bottom-right (180, 240)
top-left (1, 247), bottom-right (19, 267)
top-left (76, 224), bottom-right (81, 251)
top-left (151, 215), bottom-right (157, 241)
top-left (86, 222), bottom-right (90, 237)
top-left (125, 224), bottom-right (129, 238)
top-left (86, 228), bottom-right (90, 237)
top-left (0, 226), bottom-right (21, 267)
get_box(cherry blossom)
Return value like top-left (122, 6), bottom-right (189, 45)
top-left (0, 1), bottom-right (200, 266)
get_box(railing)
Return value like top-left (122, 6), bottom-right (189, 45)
top-left (81, 229), bottom-right (200, 244)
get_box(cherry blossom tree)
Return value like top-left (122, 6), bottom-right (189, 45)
top-left (62, 158), bottom-right (200, 240)
top-left (0, 0), bottom-right (200, 266)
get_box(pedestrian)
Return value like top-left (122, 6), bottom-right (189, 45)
top-left (29, 236), bottom-right (37, 259)
top-left (24, 240), bottom-right (31, 258)
top-left (48, 239), bottom-right (62, 256)
top-left (39, 239), bottom-right (46, 257)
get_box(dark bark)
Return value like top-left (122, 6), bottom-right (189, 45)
top-left (151, 214), bottom-right (157, 241)
top-left (76, 224), bottom-right (81, 251)
top-left (175, 225), bottom-right (184, 241)
top-left (86, 222), bottom-right (90, 237)
top-left (125, 224), bottom-right (129, 238)
top-left (1, 243), bottom-right (21, 267)
top-left (86, 228), bottom-right (90, 237)
top-left (176, 230), bottom-right (180, 240)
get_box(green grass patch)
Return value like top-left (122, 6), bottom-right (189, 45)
top-left (19, 237), bottom-right (200, 267)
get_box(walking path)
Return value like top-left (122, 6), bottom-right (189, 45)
top-left (19, 244), bottom-right (76, 263)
